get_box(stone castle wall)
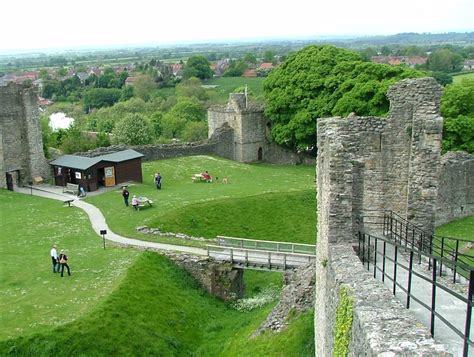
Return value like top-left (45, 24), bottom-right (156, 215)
top-left (315, 78), bottom-right (451, 355)
top-left (0, 82), bottom-right (49, 188)
top-left (436, 151), bottom-right (474, 226)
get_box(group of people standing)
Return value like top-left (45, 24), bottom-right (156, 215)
top-left (121, 172), bottom-right (162, 209)
top-left (50, 244), bottom-right (71, 277)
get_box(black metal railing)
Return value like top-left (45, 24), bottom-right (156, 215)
top-left (358, 232), bottom-right (474, 357)
top-left (383, 211), bottom-right (474, 282)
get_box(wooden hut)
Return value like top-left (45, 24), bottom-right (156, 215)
top-left (49, 149), bottom-right (144, 192)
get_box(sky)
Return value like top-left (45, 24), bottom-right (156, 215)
top-left (1, 0), bottom-right (473, 54)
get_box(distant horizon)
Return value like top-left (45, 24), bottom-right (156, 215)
top-left (2, 0), bottom-right (472, 56)
top-left (1, 31), bottom-right (473, 57)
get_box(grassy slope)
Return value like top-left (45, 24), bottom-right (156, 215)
top-left (155, 190), bottom-right (316, 244)
top-left (452, 72), bottom-right (474, 83)
top-left (205, 77), bottom-right (265, 103)
top-left (435, 215), bottom-right (474, 241)
top-left (0, 253), bottom-right (314, 356)
top-left (0, 189), bottom-right (138, 340)
top-left (86, 156), bottom-right (316, 245)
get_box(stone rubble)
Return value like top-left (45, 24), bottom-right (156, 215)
top-left (253, 261), bottom-right (315, 336)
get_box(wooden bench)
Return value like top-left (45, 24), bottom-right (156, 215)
top-left (63, 199), bottom-right (74, 207)
top-left (63, 183), bottom-right (79, 195)
top-left (33, 176), bottom-right (44, 184)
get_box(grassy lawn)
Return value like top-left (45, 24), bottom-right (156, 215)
top-left (85, 155), bottom-right (316, 246)
top-left (0, 189), bottom-right (139, 340)
top-left (0, 252), bottom-right (314, 356)
top-left (436, 215), bottom-right (474, 241)
top-left (452, 72), bottom-right (474, 83)
top-left (205, 77), bottom-right (265, 103)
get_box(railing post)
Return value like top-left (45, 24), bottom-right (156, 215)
top-left (245, 250), bottom-right (248, 267)
top-left (374, 238), bottom-right (378, 279)
top-left (230, 248), bottom-right (233, 263)
top-left (207, 246), bottom-right (210, 256)
top-left (382, 241), bottom-right (386, 283)
top-left (405, 223), bottom-right (409, 250)
top-left (277, 243), bottom-right (280, 252)
top-left (440, 237), bottom-right (445, 277)
top-left (430, 258), bottom-right (437, 337)
top-left (367, 235), bottom-right (371, 270)
top-left (454, 240), bottom-right (460, 283)
top-left (283, 254), bottom-right (286, 270)
top-left (463, 270), bottom-right (474, 357)
top-left (292, 244), bottom-right (295, 253)
top-left (390, 212), bottom-right (393, 239)
top-left (407, 250), bottom-right (414, 309)
top-left (240, 240), bottom-right (243, 249)
top-left (393, 245), bottom-right (398, 296)
top-left (362, 233), bottom-right (366, 264)
top-left (268, 252), bottom-right (271, 268)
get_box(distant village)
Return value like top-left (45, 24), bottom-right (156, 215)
top-left (1, 54), bottom-right (474, 108)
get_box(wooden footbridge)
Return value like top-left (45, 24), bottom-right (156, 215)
top-left (207, 236), bottom-right (316, 271)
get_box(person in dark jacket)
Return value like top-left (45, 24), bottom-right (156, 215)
top-left (58, 250), bottom-right (71, 277)
top-left (122, 187), bottom-right (130, 206)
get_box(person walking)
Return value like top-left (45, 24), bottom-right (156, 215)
top-left (58, 249), bottom-right (71, 277)
top-left (50, 244), bottom-right (60, 273)
top-left (132, 195), bottom-right (139, 211)
top-left (154, 173), bottom-right (162, 190)
top-left (122, 187), bottom-right (130, 207)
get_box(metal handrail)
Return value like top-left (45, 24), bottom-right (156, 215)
top-left (381, 211), bottom-right (474, 282)
top-left (216, 236), bottom-right (316, 255)
top-left (358, 232), bottom-right (474, 356)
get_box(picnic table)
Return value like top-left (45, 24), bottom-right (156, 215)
top-left (136, 197), bottom-right (153, 210)
top-left (192, 173), bottom-right (212, 183)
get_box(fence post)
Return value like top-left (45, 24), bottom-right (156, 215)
top-left (393, 245), bottom-right (398, 296)
top-left (374, 238), bottom-right (378, 279)
top-left (268, 252), bottom-right (271, 268)
top-left (463, 270), bottom-right (474, 357)
top-left (382, 241), bottom-right (386, 283)
top-left (245, 250), bottom-right (248, 267)
top-left (430, 258), bottom-right (437, 337)
top-left (283, 254), bottom-right (286, 270)
top-left (230, 249), bottom-right (233, 263)
top-left (440, 237), bottom-right (445, 277)
top-left (367, 235), bottom-right (371, 270)
top-left (407, 250), bottom-right (414, 309)
top-left (454, 240), bottom-right (460, 283)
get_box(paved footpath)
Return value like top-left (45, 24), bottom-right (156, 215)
top-left (16, 186), bottom-right (207, 256)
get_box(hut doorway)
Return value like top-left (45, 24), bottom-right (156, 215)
top-left (257, 147), bottom-right (263, 161)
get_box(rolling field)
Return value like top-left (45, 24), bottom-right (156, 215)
top-left (0, 157), bottom-right (316, 355)
top-left (86, 155), bottom-right (316, 246)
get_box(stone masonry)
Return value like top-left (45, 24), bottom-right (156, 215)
top-left (436, 151), bottom-right (474, 226)
top-left (0, 82), bottom-right (49, 188)
top-left (315, 78), bottom-right (452, 356)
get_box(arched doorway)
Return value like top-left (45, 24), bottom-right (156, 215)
top-left (257, 147), bottom-right (263, 161)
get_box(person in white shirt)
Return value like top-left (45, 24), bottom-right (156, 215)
top-left (50, 244), bottom-right (59, 273)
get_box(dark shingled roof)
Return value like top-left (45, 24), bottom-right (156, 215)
top-left (49, 149), bottom-right (144, 170)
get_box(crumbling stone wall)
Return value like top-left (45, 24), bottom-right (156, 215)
top-left (436, 151), bottom-right (474, 226)
top-left (315, 78), bottom-right (451, 356)
top-left (0, 82), bottom-right (49, 188)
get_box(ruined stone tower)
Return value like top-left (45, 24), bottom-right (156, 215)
top-left (207, 93), bottom-right (268, 162)
top-left (0, 82), bottom-right (49, 189)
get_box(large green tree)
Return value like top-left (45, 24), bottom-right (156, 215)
top-left (183, 56), bottom-right (213, 80)
top-left (112, 113), bottom-right (153, 145)
top-left (440, 79), bottom-right (474, 153)
top-left (263, 45), bottom-right (422, 150)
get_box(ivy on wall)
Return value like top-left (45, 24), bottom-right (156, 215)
top-left (333, 287), bottom-right (354, 357)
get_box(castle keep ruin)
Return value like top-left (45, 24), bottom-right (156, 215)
top-left (0, 82), bottom-right (49, 189)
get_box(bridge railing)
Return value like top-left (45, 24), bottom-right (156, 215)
top-left (207, 245), bottom-right (315, 270)
top-left (358, 231), bottom-right (474, 356)
top-left (383, 211), bottom-right (474, 282)
top-left (216, 235), bottom-right (316, 255)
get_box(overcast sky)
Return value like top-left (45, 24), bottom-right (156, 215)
top-left (1, 0), bottom-right (473, 54)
